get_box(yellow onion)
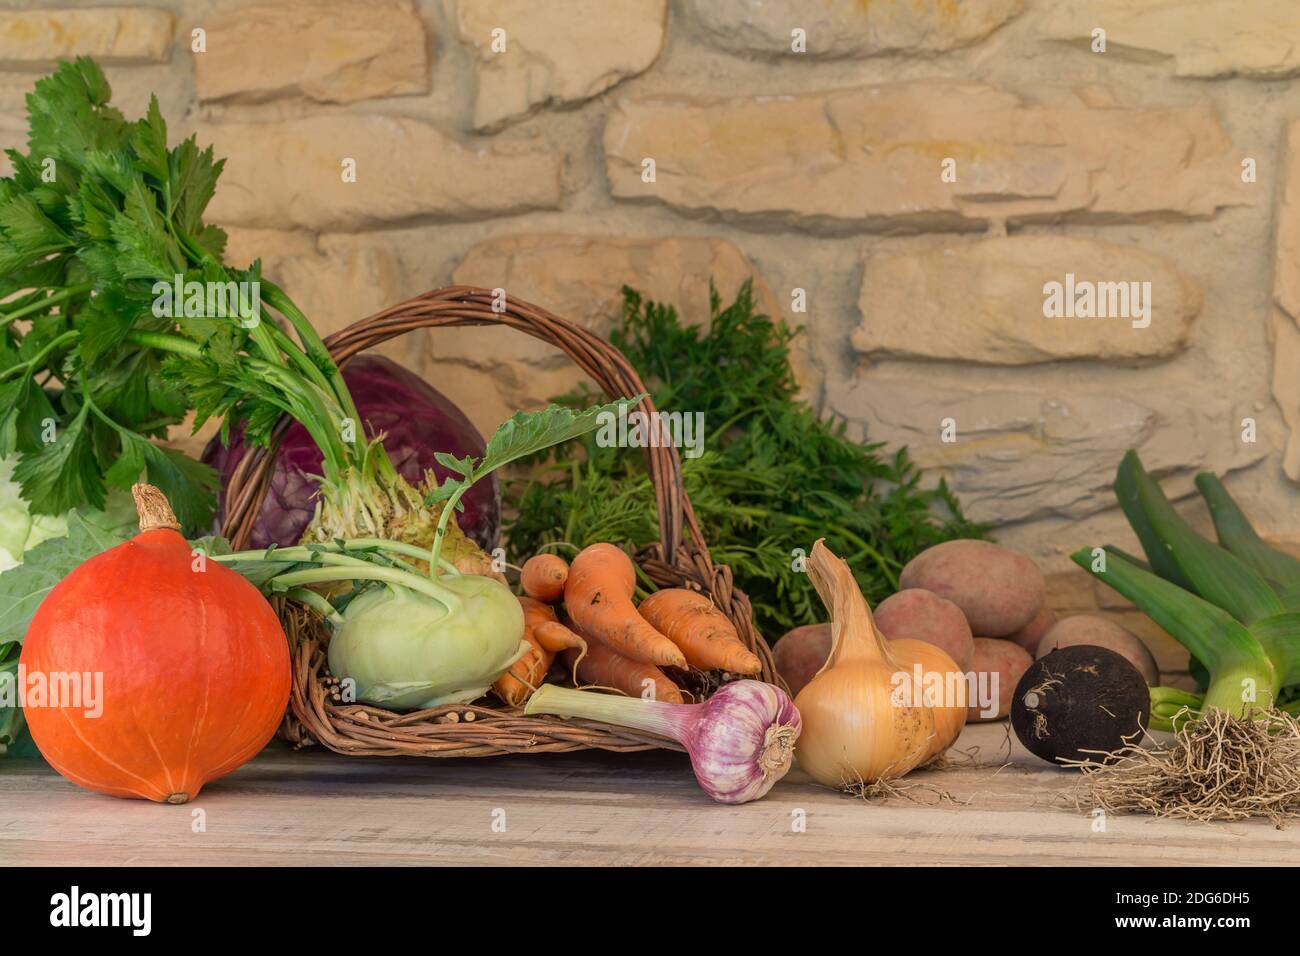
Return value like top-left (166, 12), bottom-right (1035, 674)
top-left (794, 539), bottom-right (967, 788)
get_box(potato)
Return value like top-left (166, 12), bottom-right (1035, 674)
top-left (1004, 605), bottom-right (1057, 656)
top-left (966, 638), bottom-right (1033, 722)
top-left (900, 540), bottom-right (1045, 637)
top-left (1036, 615), bottom-right (1159, 686)
top-left (773, 623), bottom-right (832, 697)
top-left (875, 588), bottom-right (974, 671)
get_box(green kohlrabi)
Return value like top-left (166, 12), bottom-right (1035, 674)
top-left (210, 397), bottom-right (642, 710)
top-left (328, 575), bottom-right (525, 708)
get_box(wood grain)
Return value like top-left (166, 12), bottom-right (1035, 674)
top-left (3, 722), bottom-right (1298, 866)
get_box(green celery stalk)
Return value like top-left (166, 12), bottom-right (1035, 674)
top-left (1195, 471), bottom-right (1300, 601)
top-left (1113, 451), bottom-right (1284, 625)
top-left (1070, 547), bottom-right (1279, 717)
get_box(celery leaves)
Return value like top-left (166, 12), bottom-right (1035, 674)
top-left (0, 58), bottom-right (224, 530)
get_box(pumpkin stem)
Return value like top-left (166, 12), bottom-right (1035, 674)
top-left (132, 483), bottom-right (182, 533)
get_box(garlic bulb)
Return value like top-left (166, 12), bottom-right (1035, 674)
top-left (526, 679), bottom-right (800, 804)
top-left (794, 539), bottom-right (967, 788)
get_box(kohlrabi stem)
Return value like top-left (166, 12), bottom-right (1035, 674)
top-left (220, 539), bottom-right (460, 577)
top-left (284, 587), bottom-right (344, 627)
top-left (212, 544), bottom-right (402, 571)
top-left (339, 538), bottom-right (461, 575)
top-left (524, 684), bottom-right (686, 741)
top-left (429, 499), bottom-right (464, 577)
top-left (267, 565), bottom-right (461, 609)
top-left (212, 545), bottom-right (463, 609)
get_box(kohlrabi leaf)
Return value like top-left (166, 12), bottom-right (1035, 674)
top-left (476, 397), bottom-right (646, 480)
top-left (425, 396), bottom-right (647, 512)
top-left (433, 451), bottom-right (474, 480)
top-left (423, 396), bottom-right (645, 571)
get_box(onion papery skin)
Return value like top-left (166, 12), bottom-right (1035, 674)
top-left (890, 638), bottom-right (968, 763)
top-left (21, 527), bottom-right (290, 803)
top-left (794, 538), bottom-right (965, 789)
top-left (794, 658), bottom-right (936, 788)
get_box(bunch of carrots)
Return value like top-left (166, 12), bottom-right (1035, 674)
top-left (492, 544), bottom-right (763, 706)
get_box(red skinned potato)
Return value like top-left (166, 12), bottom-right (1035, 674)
top-left (1005, 606), bottom-right (1057, 656)
top-left (900, 540), bottom-right (1045, 637)
top-left (773, 623), bottom-right (832, 697)
top-left (1037, 615), bottom-right (1159, 686)
top-left (874, 588), bottom-right (974, 671)
top-left (966, 638), bottom-right (1033, 723)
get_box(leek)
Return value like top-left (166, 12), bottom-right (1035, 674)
top-left (1113, 451), bottom-right (1284, 625)
top-left (1194, 471), bottom-right (1300, 606)
top-left (1070, 547), bottom-right (1278, 728)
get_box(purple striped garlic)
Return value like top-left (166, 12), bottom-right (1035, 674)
top-left (525, 680), bottom-right (801, 804)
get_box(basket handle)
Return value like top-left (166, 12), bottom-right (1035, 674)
top-left (219, 286), bottom-right (710, 568)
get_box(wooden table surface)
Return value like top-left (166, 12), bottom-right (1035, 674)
top-left (2, 721), bottom-right (1296, 866)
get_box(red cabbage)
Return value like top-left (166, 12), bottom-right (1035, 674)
top-left (203, 355), bottom-right (499, 552)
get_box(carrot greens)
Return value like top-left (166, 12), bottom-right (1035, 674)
top-left (505, 283), bottom-right (989, 638)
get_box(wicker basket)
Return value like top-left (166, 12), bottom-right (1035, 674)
top-left (219, 286), bottom-right (780, 758)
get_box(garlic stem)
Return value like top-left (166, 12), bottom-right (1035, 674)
top-left (525, 684), bottom-right (682, 741)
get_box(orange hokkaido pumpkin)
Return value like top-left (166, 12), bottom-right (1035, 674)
top-left (20, 485), bottom-right (290, 803)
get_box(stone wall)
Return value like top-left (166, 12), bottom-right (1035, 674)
top-left (4, 0), bottom-right (1300, 573)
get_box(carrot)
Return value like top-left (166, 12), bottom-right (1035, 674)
top-left (638, 588), bottom-right (763, 674)
top-left (564, 543), bottom-right (687, 669)
top-left (493, 597), bottom-right (559, 707)
top-left (535, 620), bottom-right (585, 654)
top-left (521, 553), bottom-right (569, 603)
top-left (563, 640), bottom-right (684, 705)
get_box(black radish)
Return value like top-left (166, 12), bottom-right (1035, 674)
top-left (1011, 645), bottom-right (1150, 767)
